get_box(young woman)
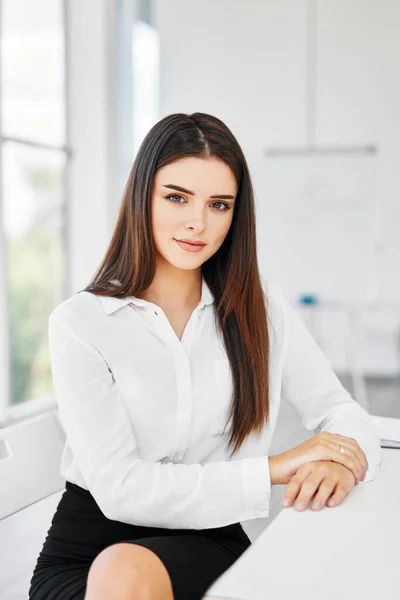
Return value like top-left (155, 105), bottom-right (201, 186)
top-left (29, 112), bottom-right (381, 600)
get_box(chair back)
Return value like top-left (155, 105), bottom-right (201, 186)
top-left (0, 410), bottom-right (66, 520)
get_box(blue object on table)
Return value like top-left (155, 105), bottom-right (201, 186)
top-left (298, 293), bottom-right (319, 305)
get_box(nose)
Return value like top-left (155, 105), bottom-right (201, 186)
top-left (184, 206), bottom-right (206, 232)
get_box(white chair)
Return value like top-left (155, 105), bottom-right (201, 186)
top-left (0, 411), bottom-right (66, 598)
top-left (0, 410), bottom-right (66, 520)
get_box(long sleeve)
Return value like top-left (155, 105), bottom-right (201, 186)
top-left (279, 293), bottom-right (382, 484)
top-left (48, 310), bottom-right (272, 529)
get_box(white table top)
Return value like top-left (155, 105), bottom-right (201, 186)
top-left (206, 448), bottom-right (399, 600)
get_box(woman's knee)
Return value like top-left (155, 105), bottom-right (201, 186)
top-left (85, 543), bottom-right (152, 599)
top-left (85, 542), bottom-right (173, 600)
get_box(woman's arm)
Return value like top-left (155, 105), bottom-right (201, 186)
top-left (278, 290), bottom-right (382, 484)
top-left (48, 306), bottom-right (272, 530)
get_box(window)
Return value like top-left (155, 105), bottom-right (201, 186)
top-left (0, 0), bottom-right (69, 424)
top-left (132, 12), bottom-right (159, 156)
top-left (114, 0), bottom-right (159, 196)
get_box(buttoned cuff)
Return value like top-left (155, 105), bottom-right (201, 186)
top-left (240, 455), bottom-right (272, 519)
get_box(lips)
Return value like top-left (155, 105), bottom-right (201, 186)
top-left (174, 239), bottom-right (206, 253)
top-left (175, 239), bottom-right (205, 246)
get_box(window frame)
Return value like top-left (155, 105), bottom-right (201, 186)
top-left (0, 0), bottom-right (148, 428)
top-left (0, 0), bottom-right (70, 426)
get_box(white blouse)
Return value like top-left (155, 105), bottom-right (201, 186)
top-left (48, 275), bottom-right (381, 530)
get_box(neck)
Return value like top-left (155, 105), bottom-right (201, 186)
top-left (137, 265), bottom-right (202, 311)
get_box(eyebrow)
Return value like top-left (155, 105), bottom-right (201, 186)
top-left (162, 184), bottom-right (235, 200)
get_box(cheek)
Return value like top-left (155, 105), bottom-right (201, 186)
top-left (211, 216), bottom-right (232, 244)
top-left (152, 204), bottom-right (177, 234)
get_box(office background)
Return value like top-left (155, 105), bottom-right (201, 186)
top-left (0, 1), bottom-right (399, 596)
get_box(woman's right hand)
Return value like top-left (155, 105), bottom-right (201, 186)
top-left (269, 431), bottom-right (369, 486)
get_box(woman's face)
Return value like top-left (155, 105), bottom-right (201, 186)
top-left (151, 156), bottom-right (237, 270)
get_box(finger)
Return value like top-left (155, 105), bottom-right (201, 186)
top-left (334, 434), bottom-right (368, 477)
top-left (332, 434), bottom-right (367, 477)
top-left (319, 434), bottom-right (363, 481)
top-left (330, 447), bottom-right (362, 482)
top-left (281, 465), bottom-right (312, 507)
top-left (328, 443), bottom-right (363, 483)
top-left (292, 473), bottom-right (325, 511)
top-left (310, 477), bottom-right (337, 510)
top-left (326, 481), bottom-right (353, 508)
top-left (281, 475), bottom-right (305, 507)
top-left (323, 433), bottom-right (368, 478)
top-left (318, 439), bottom-right (362, 482)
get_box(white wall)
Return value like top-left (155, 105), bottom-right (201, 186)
top-left (154, 0), bottom-right (400, 376)
top-left (67, 0), bottom-right (119, 294)
top-left (155, 0), bottom-right (308, 166)
top-left (315, 0), bottom-right (400, 301)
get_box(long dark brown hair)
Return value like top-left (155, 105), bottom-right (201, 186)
top-left (83, 112), bottom-right (271, 457)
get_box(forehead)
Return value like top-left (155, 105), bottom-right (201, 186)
top-left (154, 156), bottom-right (237, 194)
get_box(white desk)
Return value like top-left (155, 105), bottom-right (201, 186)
top-left (205, 448), bottom-right (399, 600)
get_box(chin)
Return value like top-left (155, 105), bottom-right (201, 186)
top-left (171, 258), bottom-right (204, 270)
top-left (158, 250), bottom-right (204, 269)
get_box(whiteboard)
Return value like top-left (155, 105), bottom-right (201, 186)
top-left (256, 151), bottom-right (380, 303)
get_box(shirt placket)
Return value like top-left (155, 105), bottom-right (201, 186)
top-left (147, 303), bottom-right (205, 463)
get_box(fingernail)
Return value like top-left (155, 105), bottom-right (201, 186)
top-left (328, 499), bottom-right (336, 506)
top-left (312, 501), bottom-right (321, 510)
top-left (295, 501), bottom-right (304, 510)
top-left (282, 497), bottom-right (290, 507)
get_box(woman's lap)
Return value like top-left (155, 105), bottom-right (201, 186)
top-left (28, 481), bottom-right (251, 600)
top-left (29, 559), bottom-right (89, 600)
top-left (125, 533), bottom-right (247, 600)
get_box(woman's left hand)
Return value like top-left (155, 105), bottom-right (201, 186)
top-left (281, 461), bottom-right (356, 511)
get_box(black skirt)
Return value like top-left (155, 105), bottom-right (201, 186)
top-left (28, 480), bottom-right (252, 600)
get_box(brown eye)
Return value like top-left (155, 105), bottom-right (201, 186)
top-left (165, 194), bottom-right (185, 203)
top-left (165, 194), bottom-right (231, 212)
top-left (212, 202), bottom-right (231, 212)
